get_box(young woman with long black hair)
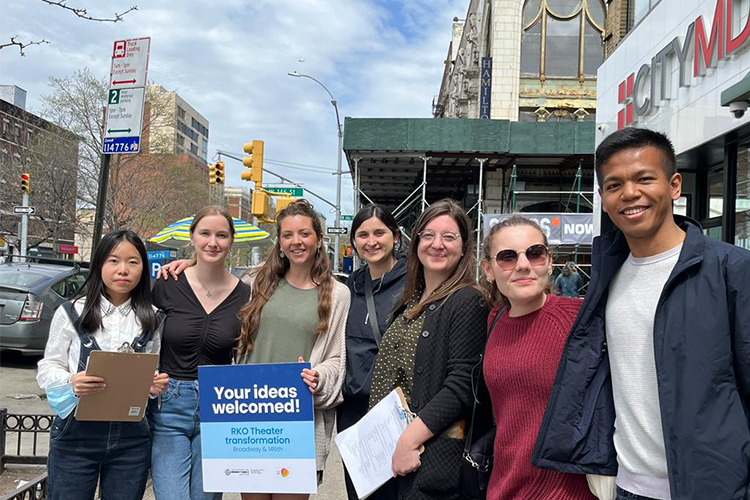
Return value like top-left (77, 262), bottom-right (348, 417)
top-left (37, 229), bottom-right (167, 500)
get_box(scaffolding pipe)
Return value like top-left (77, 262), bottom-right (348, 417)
top-left (353, 157), bottom-right (362, 213)
top-left (420, 156), bottom-right (431, 212)
top-left (475, 159), bottom-right (486, 280)
top-left (393, 183), bottom-right (426, 218)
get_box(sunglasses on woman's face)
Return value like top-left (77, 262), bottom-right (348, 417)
top-left (493, 244), bottom-right (549, 270)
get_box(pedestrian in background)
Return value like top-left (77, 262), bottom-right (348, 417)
top-left (236, 199), bottom-right (350, 500)
top-left (338, 204), bottom-right (407, 500)
top-left (479, 215), bottom-right (594, 500)
top-left (368, 199), bottom-right (488, 500)
top-left (38, 229), bottom-right (167, 500)
top-left (553, 261), bottom-right (583, 298)
top-left (151, 206), bottom-right (250, 500)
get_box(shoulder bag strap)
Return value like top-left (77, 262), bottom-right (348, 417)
top-left (464, 304), bottom-right (508, 456)
top-left (364, 273), bottom-right (383, 346)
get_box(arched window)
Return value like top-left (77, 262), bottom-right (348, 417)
top-left (520, 0), bottom-right (605, 82)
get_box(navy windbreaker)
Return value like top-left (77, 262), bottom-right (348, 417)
top-left (532, 216), bottom-right (750, 500)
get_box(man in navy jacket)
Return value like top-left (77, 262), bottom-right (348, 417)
top-left (532, 128), bottom-right (750, 500)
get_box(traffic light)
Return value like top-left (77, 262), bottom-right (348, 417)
top-left (275, 197), bottom-right (297, 216)
top-left (340, 245), bottom-right (352, 257)
top-left (215, 161), bottom-right (225, 184)
top-left (251, 190), bottom-right (271, 217)
top-left (242, 140), bottom-right (264, 183)
top-left (21, 173), bottom-right (30, 194)
top-left (208, 163), bottom-right (217, 184)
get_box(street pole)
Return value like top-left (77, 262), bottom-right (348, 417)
top-left (334, 120), bottom-right (343, 274)
top-left (287, 71), bottom-right (346, 273)
top-left (91, 154), bottom-right (112, 258)
top-left (20, 193), bottom-right (28, 259)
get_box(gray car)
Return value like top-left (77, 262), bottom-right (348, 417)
top-left (0, 259), bottom-right (88, 355)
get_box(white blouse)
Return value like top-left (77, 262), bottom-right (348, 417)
top-left (37, 296), bottom-right (161, 391)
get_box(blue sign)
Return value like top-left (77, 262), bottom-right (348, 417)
top-left (198, 363), bottom-right (317, 494)
top-left (480, 57), bottom-right (492, 119)
top-left (147, 250), bottom-right (172, 260)
top-left (102, 136), bottom-right (140, 154)
top-left (149, 261), bottom-right (163, 280)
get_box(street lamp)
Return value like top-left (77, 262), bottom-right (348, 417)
top-left (288, 70), bottom-right (344, 273)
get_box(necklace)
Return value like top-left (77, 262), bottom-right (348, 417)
top-left (194, 275), bottom-right (220, 299)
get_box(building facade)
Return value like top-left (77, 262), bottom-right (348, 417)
top-left (596, 0), bottom-right (750, 249)
top-left (146, 85), bottom-right (210, 163)
top-left (223, 187), bottom-right (253, 222)
top-left (0, 86), bottom-right (80, 258)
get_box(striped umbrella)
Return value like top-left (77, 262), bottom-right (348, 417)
top-left (149, 216), bottom-right (270, 248)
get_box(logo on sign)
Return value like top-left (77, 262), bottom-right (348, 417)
top-left (615, 0), bottom-right (750, 129)
top-left (113, 41), bottom-right (126, 58)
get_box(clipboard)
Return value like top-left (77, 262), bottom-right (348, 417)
top-left (75, 351), bottom-right (159, 422)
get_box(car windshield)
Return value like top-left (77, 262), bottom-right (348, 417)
top-left (0, 269), bottom-right (49, 288)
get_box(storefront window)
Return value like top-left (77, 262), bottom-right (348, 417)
top-left (704, 225), bottom-right (723, 242)
top-left (735, 141), bottom-right (750, 249)
top-left (708, 168), bottom-right (724, 218)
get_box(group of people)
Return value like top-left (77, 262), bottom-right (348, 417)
top-left (36, 126), bottom-right (750, 500)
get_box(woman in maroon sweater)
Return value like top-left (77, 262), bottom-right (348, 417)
top-left (479, 215), bottom-right (595, 500)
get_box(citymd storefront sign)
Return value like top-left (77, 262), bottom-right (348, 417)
top-left (617, 0), bottom-right (750, 129)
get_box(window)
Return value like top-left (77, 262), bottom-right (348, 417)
top-left (176, 134), bottom-right (185, 146)
top-left (2, 120), bottom-right (8, 136)
top-left (520, 0), bottom-right (605, 79)
top-left (190, 143), bottom-right (198, 155)
top-left (629, 0), bottom-right (662, 28)
top-left (735, 139), bottom-right (750, 249)
top-left (177, 106), bottom-right (186, 120)
top-left (51, 273), bottom-right (87, 299)
top-left (201, 138), bottom-right (208, 161)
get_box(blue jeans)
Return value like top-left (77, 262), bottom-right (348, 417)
top-left (616, 486), bottom-right (660, 500)
top-left (149, 379), bottom-right (221, 500)
top-left (47, 415), bottom-right (151, 500)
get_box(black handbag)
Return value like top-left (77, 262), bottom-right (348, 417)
top-left (460, 305), bottom-right (507, 500)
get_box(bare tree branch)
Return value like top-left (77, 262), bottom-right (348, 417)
top-left (37, 0), bottom-right (137, 22)
top-left (0, 36), bottom-right (50, 56)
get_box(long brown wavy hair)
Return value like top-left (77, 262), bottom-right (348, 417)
top-left (236, 200), bottom-right (333, 358)
top-left (395, 199), bottom-right (479, 320)
top-left (480, 214), bottom-right (552, 307)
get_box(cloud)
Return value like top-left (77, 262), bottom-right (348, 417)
top-left (1, 0), bottom-right (466, 217)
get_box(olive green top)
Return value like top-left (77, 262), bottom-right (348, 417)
top-left (368, 294), bottom-right (425, 410)
top-left (238, 278), bottom-right (318, 365)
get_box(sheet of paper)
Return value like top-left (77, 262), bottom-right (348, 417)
top-left (334, 389), bottom-right (410, 499)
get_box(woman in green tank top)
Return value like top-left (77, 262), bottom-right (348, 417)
top-left (237, 200), bottom-right (350, 500)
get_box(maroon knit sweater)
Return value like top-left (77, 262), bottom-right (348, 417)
top-left (484, 294), bottom-right (594, 500)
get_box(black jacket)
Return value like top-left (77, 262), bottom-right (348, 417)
top-left (532, 217), bottom-right (750, 500)
top-left (395, 286), bottom-right (489, 500)
top-left (343, 256), bottom-right (407, 399)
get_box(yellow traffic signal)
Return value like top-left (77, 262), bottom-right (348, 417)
top-left (216, 161), bottom-right (225, 184)
top-left (251, 190), bottom-right (271, 217)
top-left (242, 140), bottom-right (264, 183)
top-left (21, 173), bottom-right (30, 194)
top-left (275, 197), bottom-right (297, 216)
top-left (208, 163), bottom-right (217, 184)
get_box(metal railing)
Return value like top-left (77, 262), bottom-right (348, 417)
top-left (0, 409), bottom-right (52, 471)
top-left (0, 408), bottom-right (51, 499)
top-left (0, 473), bottom-right (47, 500)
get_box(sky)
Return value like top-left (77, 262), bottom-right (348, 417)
top-left (1, 0), bottom-right (467, 223)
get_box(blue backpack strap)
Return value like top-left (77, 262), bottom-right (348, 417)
top-left (130, 309), bottom-right (167, 353)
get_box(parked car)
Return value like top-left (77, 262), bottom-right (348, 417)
top-left (0, 257), bottom-right (88, 355)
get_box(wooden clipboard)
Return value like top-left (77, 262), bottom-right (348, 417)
top-left (75, 351), bottom-right (158, 422)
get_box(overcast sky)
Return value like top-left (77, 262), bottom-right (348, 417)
top-left (1, 0), bottom-right (466, 222)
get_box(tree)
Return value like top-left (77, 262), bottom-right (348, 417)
top-left (1, 1), bottom-right (137, 56)
top-left (40, 68), bottom-right (212, 248)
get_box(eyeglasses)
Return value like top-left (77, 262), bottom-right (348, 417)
top-left (493, 244), bottom-right (549, 270)
top-left (418, 230), bottom-right (461, 245)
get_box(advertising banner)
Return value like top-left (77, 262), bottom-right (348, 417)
top-left (198, 363), bottom-right (316, 494)
top-left (483, 213), bottom-right (594, 245)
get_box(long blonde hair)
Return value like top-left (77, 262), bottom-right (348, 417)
top-left (480, 214), bottom-right (551, 307)
top-left (395, 199), bottom-right (479, 320)
top-left (236, 200), bottom-right (333, 358)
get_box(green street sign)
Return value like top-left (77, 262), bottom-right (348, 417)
top-left (341, 215), bottom-right (354, 221)
top-left (267, 187), bottom-right (303, 197)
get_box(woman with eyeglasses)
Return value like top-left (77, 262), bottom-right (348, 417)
top-left (368, 199), bottom-right (488, 500)
top-left (479, 215), bottom-right (594, 500)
